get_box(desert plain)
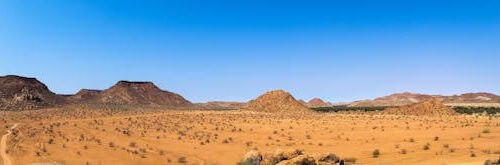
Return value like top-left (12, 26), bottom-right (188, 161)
top-left (1, 108), bottom-right (499, 165)
top-left (0, 75), bottom-right (499, 165)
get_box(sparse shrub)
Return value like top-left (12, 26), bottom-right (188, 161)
top-left (482, 128), bottom-right (490, 134)
top-left (178, 157), bottom-right (187, 163)
top-left (423, 143), bottom-right (430, 150)
top-left (129, 142), bottom-right (137, 148)
top-left (372, 149), bottom-right (380, 158)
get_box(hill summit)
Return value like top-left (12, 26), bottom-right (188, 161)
top-left (383, 98), bottom-right (458, 116)
top-left (0, 75), bottom-right (63, 111)
top-left (245, 90), bottom-right (311, 113)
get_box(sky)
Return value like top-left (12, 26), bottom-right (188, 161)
top-left (1, 0), bottom-right (499, 103)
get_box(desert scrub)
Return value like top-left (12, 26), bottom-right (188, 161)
top-left (178, 157), bottom-right (187, 163)
top-left (372, 149), bottom-right (380, 158)
top-left (482, 128), bottom-right (490, 133)
top-left (423, 143), bottom-right (430, 150)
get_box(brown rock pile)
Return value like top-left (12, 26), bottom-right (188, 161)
top-left (245, 90), bottom-right (312, 113)
top-left (239, 149), bottom-right (352, 165)
top-left (484, 156), bottom-right (500, 165)
top-left (383, 98), bottom-right (458, 116)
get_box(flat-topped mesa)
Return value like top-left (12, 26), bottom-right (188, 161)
top-left (114, 80), bottom-right (157, 87)
top-left (383, 98), bottom-right (458, 116)
top-left (97, 80), bottom-right (192, 107)
top-left (245, 90), bottom-right (312, 113)
top-left (0, 75), bottom-right (63, 111)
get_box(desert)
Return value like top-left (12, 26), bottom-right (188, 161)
top-left (2, 1), bottom-right (500, 164)
top-left (0, 75), bottom-right (499, 165)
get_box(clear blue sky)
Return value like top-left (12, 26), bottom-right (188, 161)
top-left (1, 0), bottom-right (499, 103)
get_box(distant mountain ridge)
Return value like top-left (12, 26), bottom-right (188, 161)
top-left (349, 92), bottom-right (500, 107)
top-left (0, 75), bottom-right (192, 111)
top-left (2, 75), bottom-right (500, 111)
top-left (194, 101), bottom-right (247, 110)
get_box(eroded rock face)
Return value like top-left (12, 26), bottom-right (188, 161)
top-left (240, 149), bottom-right (347, 165)
top-left (0, 75), bottom-right (63, 111)
top-left (484, 156), bottom-right (500, 165)
top-left (240, 150), bottom-right (263, 165)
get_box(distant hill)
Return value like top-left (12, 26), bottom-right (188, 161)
top-left (306, 98), bottom-right (333, 108)
top-left (349, 92), bottom-right (500, 107)
top-left (383, 98), bottom-right (458, 116)
top-left (0, 75), bottom-right (64, 111)
top-left (71, 81), bottom-right (192, 107)
top-left (245, 90), bottom-right (312, 113)
top-left (194, 101), bottom-right (247, 110)
top-left (444, 92), bottom-right (500, 103)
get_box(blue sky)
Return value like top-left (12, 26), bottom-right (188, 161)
top-left (1, 0), bottom-right (499, 102)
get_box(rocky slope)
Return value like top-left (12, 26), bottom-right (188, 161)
top-left (0, 75), bottom-right (64, 111)
top-left (72, 81), bottom-right (192, 107)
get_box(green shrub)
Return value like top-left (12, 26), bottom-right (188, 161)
top-left (482, 128), bottom-right (490, 134)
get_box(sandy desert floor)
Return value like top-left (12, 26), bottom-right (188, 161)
top-left (1, 110), bottom-right (499, 165)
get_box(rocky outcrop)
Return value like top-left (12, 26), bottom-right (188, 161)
top-left (239, 149), bottom-right (349, 165)
top-left (0, 75), bottom-right (64, 111)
